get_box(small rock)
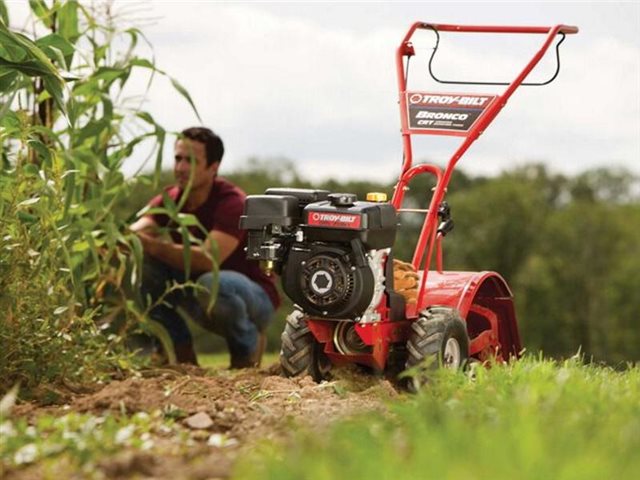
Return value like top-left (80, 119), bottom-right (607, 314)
top-left (207, 433), bottom-right (239, 448)
top-left (184, 412), bottom-right (214, 430)
top-left (207, 433), bottom-right (225, 447)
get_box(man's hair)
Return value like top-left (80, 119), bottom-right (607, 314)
top-left (181, 127), bottom-right (224, 166)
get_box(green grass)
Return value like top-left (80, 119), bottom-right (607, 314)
top-left (235, 356), bottom-right (640, 480)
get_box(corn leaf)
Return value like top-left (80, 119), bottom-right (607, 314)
top-left (130, 57), bottom-right (154, 70)
top-left (0, 0), bottom-right (8, 25)
top-left (154, 128), bottom-right (166, 182)
top-left (63, 169), bottom-right (75, 218)
top-left (0, 80), bottom-right (17, 119)
top-left (0, 57), bottom-right (54, 77)
top-left (57, 0), bottom-right (79, 44)
top-left (28, 0), bottom-right (53, 29)
top-left (36, 33), bottom-right (75, 70)
top-left (181, 225), bottom-right (191, 280)
top-left (26, 139), bottom-right (51, 165)
top-left (0, 20), bottom-right (66, 114)
top-left (169, 76), bottom-right (201, 122)
top-left (206, 239), bottom-right (219, 314)
top-left (161, 190), bottom-right (178, 217)
top-left (42, 74), bottom-right (66, 114)
top-left (143, 319), bottom-right (176, 365)
top-left (176, 213), bottom-right (201, 227)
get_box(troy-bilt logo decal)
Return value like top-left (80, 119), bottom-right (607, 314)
top-left (408, 93), bottom-right (493, 107)
top-left (406, 92), bottom-right (497, 132)
top-left (308, 212), bottom-right (361, 229)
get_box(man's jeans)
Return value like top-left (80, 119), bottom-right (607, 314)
top-left (140, 257), bottom-right (274, 358)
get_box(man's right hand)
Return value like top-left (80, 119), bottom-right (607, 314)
top-left (130, 215), bottom-right (160, 237)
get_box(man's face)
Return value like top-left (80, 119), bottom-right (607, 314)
top-left (174, 139), bottom-right (218, 190)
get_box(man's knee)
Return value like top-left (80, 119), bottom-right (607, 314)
top-left (195, 271), bottom-right (215, 313)
top-left (195, 270), bottom-right (245, 306)
top-left (193, 271), bottom-right (246, 329)
top-left (194, 270), bottom-right (273, 332)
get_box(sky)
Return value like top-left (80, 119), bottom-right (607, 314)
top-left (9, 1), bottom-right (640, 182)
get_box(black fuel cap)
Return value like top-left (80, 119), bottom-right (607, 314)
top-left (328, 193), bottom-right (357, 206)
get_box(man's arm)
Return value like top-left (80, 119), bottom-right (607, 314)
top-left (205, 230), bottom-right (239, 266)
top-left (137, 228), bottom-right (239, 275)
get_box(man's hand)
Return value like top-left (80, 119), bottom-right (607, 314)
top-left (130, 216), bottom-right (159, 237)
top-left (204, 230), bottom-right (239, 265)
top-left (134, 227), bottom-right (238, 276)
top-left (130, 214), bottom-right (240, 275)
top-left (136, 230), bottom-right (162, 257)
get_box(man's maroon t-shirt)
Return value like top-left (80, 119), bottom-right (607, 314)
top-left (147, 177), bottom-right (280, 309)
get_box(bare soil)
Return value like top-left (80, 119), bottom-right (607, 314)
top-left (6, 363), bottom-right (402, 479)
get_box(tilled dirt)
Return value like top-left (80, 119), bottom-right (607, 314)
top-left (6, 364), bottom-right (402, 479)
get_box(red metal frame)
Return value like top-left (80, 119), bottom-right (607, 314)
top-left (307, 319), bottom-right (412, 371)
top-left (391, 22), bottom-right (578, 310)
top-left (305, 22), bottom-right (576, 371)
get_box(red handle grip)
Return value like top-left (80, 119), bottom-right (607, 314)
top-left (414, 23), bottom-right (579, 35)
top-left (400, 22), bottom-right (578, 45)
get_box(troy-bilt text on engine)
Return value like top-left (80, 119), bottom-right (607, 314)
top-left (307, 212), bottom-right (362, 229)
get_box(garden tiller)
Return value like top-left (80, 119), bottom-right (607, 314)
top-left (240, 22), bottom-right (578, 385)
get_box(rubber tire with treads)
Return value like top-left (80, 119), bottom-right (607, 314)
top-left (405, 307), bottom-right (470, 391)
top-left (280, 310), bottom-right (331, 382)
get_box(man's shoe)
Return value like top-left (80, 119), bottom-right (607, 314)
top-left (229, 354), bottom-right (255, 369)
top-left (229, 331), bottom-right (267, 369)
top-left (174, 341), bottom-right (199, 366)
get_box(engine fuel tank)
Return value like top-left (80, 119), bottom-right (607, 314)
top-left (303, 194), bottom-right (397, 250)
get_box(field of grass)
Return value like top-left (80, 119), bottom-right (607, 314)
top-left (235, 356), bottom-right (640, 480)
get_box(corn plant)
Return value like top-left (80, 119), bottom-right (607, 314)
top-left (0, 0), bottom-right (209, 395)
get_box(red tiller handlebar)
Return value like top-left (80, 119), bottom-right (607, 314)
top-left (403, 22), bottom-right (578, 41)
top-left (391, 22), bottom-right (578, 312)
